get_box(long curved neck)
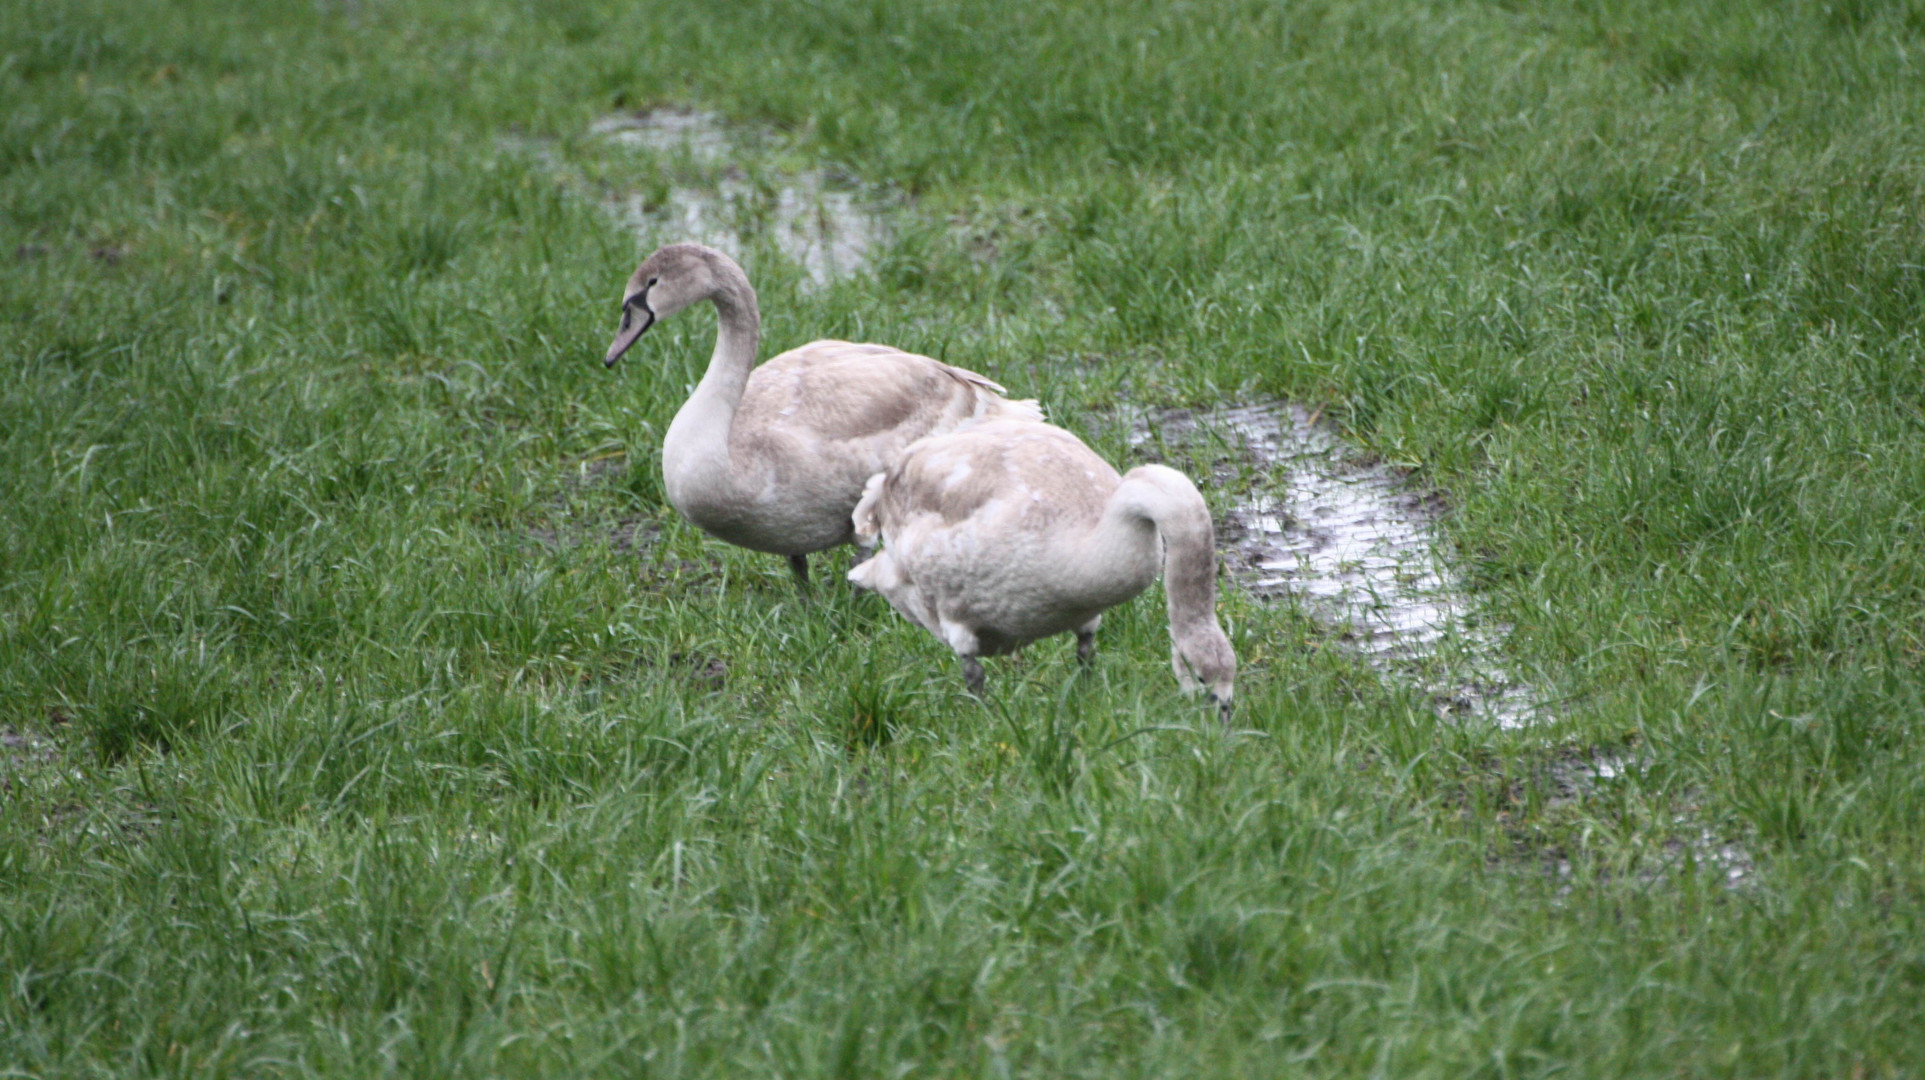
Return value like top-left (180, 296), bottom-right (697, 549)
top-left (1087, 464), bottom-right (1235, 709)
top-left (1107, 465), bottom-right (1220, 638)
top-left (662, 269), bottom-right (761, 503)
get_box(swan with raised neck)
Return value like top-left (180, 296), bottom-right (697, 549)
top-left (605, 243), bottom-right (1042, 587)
top-left (847, 419), bottom-right (1236, 718)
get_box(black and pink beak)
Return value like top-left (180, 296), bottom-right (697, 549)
top-left (604, 294), bottom-right (655, 368)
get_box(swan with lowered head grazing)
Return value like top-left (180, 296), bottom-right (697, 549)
top-left (848, 419), bottom-right (1237, 718)
top-left (604, 243), bottom-right (1042, 588)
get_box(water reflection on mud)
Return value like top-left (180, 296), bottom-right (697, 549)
top-left (592, 108), bottom-right (883, 287)
top-left (1125, 401), bottom-right (1537, 728)
top-left (1123, 401), bottom-right (1754, 887)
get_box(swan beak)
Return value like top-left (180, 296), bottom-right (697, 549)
top-left (603, 310), bottom-right (654, 368)
top-left (1210, 692), bottom-right (1233, 725)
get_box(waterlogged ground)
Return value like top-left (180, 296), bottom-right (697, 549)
top-left (505, 107), bottom-right (885, 286)
top-left (597, 109), bottom-right (882, 286)
top-left (1123, 401), bottom-right (1754, 885)
top-left (7, 0), bottom-right (1925, 1074)
top-left (1125, 401), bottom-right (1537, 727)
top-left (565, 111), bottom-right (1541, 730)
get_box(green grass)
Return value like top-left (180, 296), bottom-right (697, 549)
top-left (6, 0), bottom-right (1925, 1074)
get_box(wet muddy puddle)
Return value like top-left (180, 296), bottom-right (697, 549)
top-left (1123, 401), bottom-right (1536, 728)
top-left (2, 725), bottom-right (63, 792)
top-left (1124, 400), bottom-right (1752, 886)
top-left (499, 112), bottom-right (1754, 885)
top-left (507, 108), bottom-right (885, 287)
top-left (1540, 748), bottom-right (1753, 890)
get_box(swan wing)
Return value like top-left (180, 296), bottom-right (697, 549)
top-left (740, 341), bottom-right (1040, 449)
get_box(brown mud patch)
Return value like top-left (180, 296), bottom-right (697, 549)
top-left (1456, 743), bottom-right (1754, 892)
top-left (1, 725), bottom-right (64, 795)
top-left (3, 717), bottom-right (166, 843)
top-left (522, 452), bottom-right (660, 556)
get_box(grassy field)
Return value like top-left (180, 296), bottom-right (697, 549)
top-left (6, 0), bottom-right (1925, 1074)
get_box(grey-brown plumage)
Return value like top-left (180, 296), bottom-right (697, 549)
top-left (848, 420), bottom-right (1236, 717)
top-left (605, 243), bottom-right (1042, 586)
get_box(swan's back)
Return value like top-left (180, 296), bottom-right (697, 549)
top-left (696, 341), bottom-right (1041, 555)
top-left (874, 421), bottom-right (1118, 537)
top-left (739, 341), bottom-right (1039, 450)
top-left (852, 421), bottom-right (1144, 652)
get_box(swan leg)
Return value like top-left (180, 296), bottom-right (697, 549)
top-left (941, 618), bottom-right (985, 696)
top-left (1074, 617), bottom-right (1101, 669)
top-left (787, 554), bottom-right (811, 592)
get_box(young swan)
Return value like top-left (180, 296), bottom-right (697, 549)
top-left (848, 420), bottom-right (1236, 719)
top-left (604, 243), bottom-right (1042, 588)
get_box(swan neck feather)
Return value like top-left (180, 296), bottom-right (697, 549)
top-left (663, 267), bottom-right (761, 506)
top-left (1111, 465), bottom-right (1236, 694)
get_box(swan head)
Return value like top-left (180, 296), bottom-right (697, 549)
top-left (604, 243), bottom-right (737, 368)
top-left (1171, 625), bottom-right (1237, 723)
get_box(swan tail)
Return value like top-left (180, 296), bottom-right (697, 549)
top-left (938, 362), bottom-right (1009, 396)
top-left (988, 396), bottom-right (1046, 423)
top-left (847, 551), bottom-right (882, 590)
top-left (850, 472), bottom-right (887, 549)
top-left (847, 544), bottom-right (899, 594)
top-left (939, 363), bottom-right (1047, 424)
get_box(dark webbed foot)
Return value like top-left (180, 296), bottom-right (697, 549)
top-left (961, 656), bottom-right (986, 696)
top-left (787, 554), bottom-right (811, 593)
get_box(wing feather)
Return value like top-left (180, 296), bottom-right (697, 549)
top-left (741, 340), bottom-right (1040, 446)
